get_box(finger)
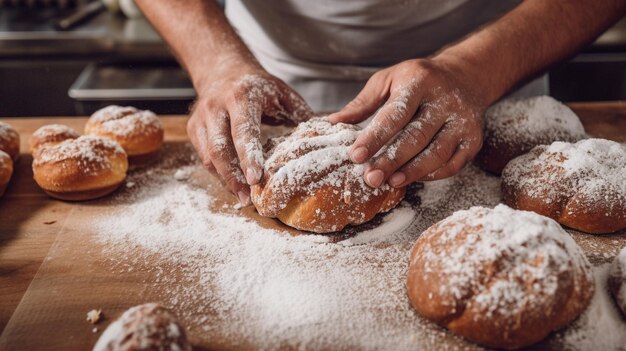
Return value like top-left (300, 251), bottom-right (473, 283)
top-left (206, 111), bottom-right (251, 205)
top-left (348, 87), bottom-right (422, 165)
top-left (363, 108), bottom-right (440, 187)
top-left (388, 129), bottom-right (460, 187)
top-left (229, 98), bottom-right (264, 186)
top-left (421, 146), bottom-right (470, 181)
top-left (187, 117), bottom-right (216, 173)
top-left (328, 72), bottom-right (389, 124)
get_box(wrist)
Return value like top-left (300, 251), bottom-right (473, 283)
top-left (191, 53), bottom-right (262, 97)
top-left (431, 50), bottom-right (508, 109)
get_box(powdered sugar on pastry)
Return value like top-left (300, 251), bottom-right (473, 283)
top-left (413, 204), bottom-right (592, 316)
top-left (34, 136), bottom-right (125, 173)
top-left (484, 96), bottom-right (585, 149)
top-left (89, 106), bottom-right (162, 138)
top-left (502, 139), bottom-right (626, 216)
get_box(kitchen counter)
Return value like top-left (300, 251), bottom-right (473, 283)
top-left (0, 10), bottom-right (169, 58)
top-left (0, 104), bottom-right (624, 342)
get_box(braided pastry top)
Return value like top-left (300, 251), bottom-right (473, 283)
top-left (251, 117), bottom-right (406, 233)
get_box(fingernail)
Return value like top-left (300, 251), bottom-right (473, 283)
top-left (237, 191), bottom-right (251, 206)
top-left (366, 169), bottom-right (385, 188)
top-left (389, 172), bottom-right (406, 187)
top-left (246, 168), bottom-right (261, 185)
top-left (351, 147), bottom-right (369, 163)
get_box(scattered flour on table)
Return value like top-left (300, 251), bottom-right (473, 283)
top-left (90, 145), bottom-right (625, 350)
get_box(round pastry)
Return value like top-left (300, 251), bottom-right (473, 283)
top-left (609, 246), bottom-right (626, 317)
top-left (85, 105), bottom-right (164, 163)
top-left (407, 204), bottom-right (594, 350)
top-left (251, 116), bottom-right (406, 233)
top-left (0, 150), bottom-right (13, 197)
top-left (92, 303), bottom-right (191, 351)
top-left (30, 124), bottom-right (80, 155)
top-left (0, 121), bottom-right (20, 161)
top-left (502, 139), bottom-right (626, 234)
top-left (475, 96), bottom-right (586, 175)
top-left (32, 135), bottom-right (128, 201)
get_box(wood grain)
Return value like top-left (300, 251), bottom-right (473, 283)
top-left (0, 117), bottom-right (188, 333)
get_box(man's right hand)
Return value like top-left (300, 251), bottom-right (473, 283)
top-left (187, 63), bottom-right (313, 206)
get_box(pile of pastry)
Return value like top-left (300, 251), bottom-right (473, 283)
top-left (251, 95), bottom-right (625, 349)
top-left (0, 106), bottom-right (163, 201)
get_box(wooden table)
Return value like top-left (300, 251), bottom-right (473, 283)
top-left (0, 103), bottom-right (625, 341)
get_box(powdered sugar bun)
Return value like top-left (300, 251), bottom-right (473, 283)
top-left (30, 124), bottom-right (80, 155)
top-left (0, 121), bottom-right (20, 161)
top-left (502, 138), bottom-right (626, 234)
top-left (609, 247), bottom-right (626, 317)
top-left (251, 116), bottom-right (406, 233)
top-left (0, 150), bottom-right (13, 197)
top-left (85, 105), bottom-right (163, 162)
top-left (32, 135), bottom-right (128, 201)
top-left (475, 96), bottom-right (586, 174)
top-left (92, 303), bottom-right (191, 351)
top-left (407, 204), bottom-right (594, 350)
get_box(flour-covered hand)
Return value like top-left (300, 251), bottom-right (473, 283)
top-left (329, 59), bottom-right (486, 188)
top-left (187, 65), bottom-right (313, 205)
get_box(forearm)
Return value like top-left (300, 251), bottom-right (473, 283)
top-left (135, 0), bottom-right (259, 93)
top-left (434, 0), bottom-right (626, 107)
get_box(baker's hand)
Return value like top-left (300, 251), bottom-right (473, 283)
top-left (187, 64), bottom-right (313, 205)
top-left (329, 58), bottom-right (486, 188)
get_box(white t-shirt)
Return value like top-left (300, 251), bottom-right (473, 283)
top-left (226, 0), bottom-right (524, 111)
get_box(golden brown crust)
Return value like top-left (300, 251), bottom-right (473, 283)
top-left (407, 205), bottom-right (594, 349)
top-left (32, 135), bottom-right (128, 201)
top-left (251, 117), bottom-right (406, 233)
top-left (502, 139), bottom-right (626, 234)
top-left (0, 121), bottom-right (20, 161)
top-left (30, 124), bottom-right (80, 156)
top-left (475, 96), bottom-right (585, 175)
top-left (85, 105), bottom-right (164, 158)
top-left (0, 150), bottom-right (13, 197)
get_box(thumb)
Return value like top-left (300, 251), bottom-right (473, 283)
top-left (328, 73), bottom-right (388, 124)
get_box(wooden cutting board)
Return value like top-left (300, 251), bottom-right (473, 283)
top-left (0, 106), bottom-right (625, 350)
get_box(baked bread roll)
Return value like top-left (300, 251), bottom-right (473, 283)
top-left (32, 125), bottom-right (128, 201)
top-left (93, 303), bottom-right (191, 351)
top-left (609, 246), bottom-right (626, 317)
top-left (0, 121), bottom-right (20, 161)
top-left (407, 204), bottom-right (594, 350)
top-left (475, 96), bottom-right (586, 174)
top-left (0, 150), bottom-right (13, 198)
top-left (30, 124), bottom-right (80, 155)
top-left (251, 117), bottom-right (406, 233)
top-left (85, 105), bottom-right (164, 163)
top-left (502, 139), bottom-right (626, 234)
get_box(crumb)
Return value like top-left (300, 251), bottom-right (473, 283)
top-left (126, 181), bottom-right (136, 188)
top-left (43, 220), bottom-right (57, 225)
top-left (233, 202), bottom-right (243, 210)
top-left (174, 168), bottom-right (192, 181)
top-left (92, 327), bottom-right (99, 333)
top-left (86, 309), bottom-right (102, 324)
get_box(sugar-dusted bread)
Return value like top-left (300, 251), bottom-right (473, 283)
top-left (251, 117), bottom-right (405, 233)
top-left (407, 205), bottom-right (594, 349)
top-left (502, 139), bottom-right (626, 234)
top-left (93, 303), bottom-right (191, 351)
top-left (475, 96), bottom-right (586, 174)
